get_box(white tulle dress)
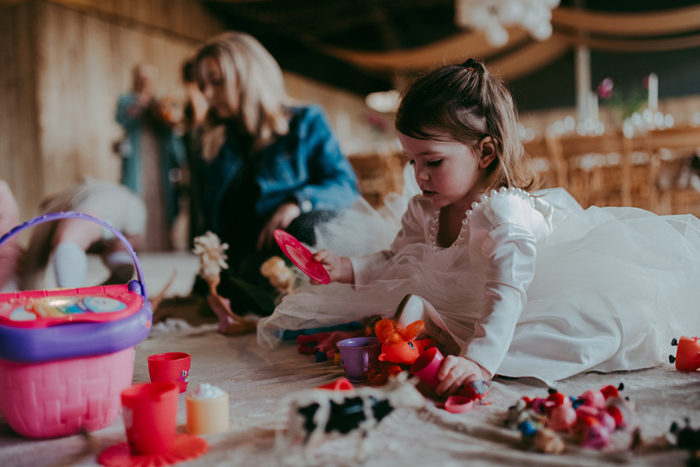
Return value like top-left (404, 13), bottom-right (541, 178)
top-left (258, 183), bottom-right (700, 385)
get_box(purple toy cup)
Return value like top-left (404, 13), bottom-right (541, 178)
top-left (336, 337), bottom-right (381, 382)
top-left (410, 346), bottom-right (444, 391)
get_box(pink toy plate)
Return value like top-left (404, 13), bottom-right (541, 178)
top-left (273, 229), bottom-right (330, 284)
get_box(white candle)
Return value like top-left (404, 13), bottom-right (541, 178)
top-left (648, 73), bottom-right (658, 112)
top-left (588, 91), bottom-right (599, 122)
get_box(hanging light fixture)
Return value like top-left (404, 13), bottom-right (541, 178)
top-left (455, 0), bottom-right (561, 47)
top-left (365, 89), bottom-right (401, 113)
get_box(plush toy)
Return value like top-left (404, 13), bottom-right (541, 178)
top-left (507, 383), bottom-right (635, 453)
top-left (260, 256), bottom-right (295, 295)
top-left (669, 336), bottom-right (700, 371)
top-left (367, 319), bottom-right (436, 386)
top-left (192, 232), bottom-right (256, 335)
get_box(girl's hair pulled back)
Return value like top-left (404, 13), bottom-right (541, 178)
top-left (395, 58), bottom-right (538, 192)
top-left (195, 31), bottom-right (289, 150)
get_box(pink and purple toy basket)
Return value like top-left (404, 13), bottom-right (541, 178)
top-left (0, 212), bottom-right (152, 438)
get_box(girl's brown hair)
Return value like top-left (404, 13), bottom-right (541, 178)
top-left (195, 31), bottom-right (290, 151)
top-left (395, 59), bottom-right (538, 192)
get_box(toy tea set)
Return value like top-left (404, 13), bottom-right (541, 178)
top-left (0, 212), bottom-right (228, 466)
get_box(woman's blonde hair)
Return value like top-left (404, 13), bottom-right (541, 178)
top-left (195, 31), bottom-right (289, 151)
top-left (395, 59), bottom-right (538, 192)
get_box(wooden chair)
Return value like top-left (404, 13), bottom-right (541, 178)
top-left (348, 152), bottom-right (407, 208)
top-left (631, 126), bottom-right (700, 215)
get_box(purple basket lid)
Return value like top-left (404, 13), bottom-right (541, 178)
top-left (0, 211), bottom-right (148, 299)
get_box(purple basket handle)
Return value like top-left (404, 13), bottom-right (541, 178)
top-left (0, 211), bottom-right (148, 299)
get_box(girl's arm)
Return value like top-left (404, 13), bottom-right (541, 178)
top-left (460, 223), bottom-right (538, 378)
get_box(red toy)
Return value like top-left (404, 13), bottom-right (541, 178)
top-left (669, 336), bottom-right (700, 371)
top-left (296, 329), bottom-right (365, 361)
top-left (368, 319), bottom-right (436, 385)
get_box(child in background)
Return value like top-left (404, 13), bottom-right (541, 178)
top-left (21, 179), bottom-right (146, 290)
top-left (0, 181), bottom-right (21, 293)
top-left (258, 59), bottom-right (700, 392)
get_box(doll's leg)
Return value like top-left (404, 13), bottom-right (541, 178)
top-left (51, 216), bottom-right (104, 288)
top-left (100, 237), bottom-right (138, 285)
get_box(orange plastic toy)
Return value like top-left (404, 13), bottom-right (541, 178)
top-left (376, 319), bottom-right (436, 365)
top-left (368, 319), bottom-right (436, 385)
top-left (669, 336), bottom-right (700, 371)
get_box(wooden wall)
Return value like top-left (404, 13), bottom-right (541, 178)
top-left (0, 0), bottom-right (396, 223)
top-left (0, 2), bottom-right (43, 222)
top-left (0, 0), bottom-right (225, 220)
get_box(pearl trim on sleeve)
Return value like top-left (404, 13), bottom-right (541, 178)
top-left (428, 186), bottom-right (535, 253)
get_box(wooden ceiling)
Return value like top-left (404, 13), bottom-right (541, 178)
top-left (201, 0), bottom-right (700, 110)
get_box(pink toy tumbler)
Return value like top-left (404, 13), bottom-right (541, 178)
top-left (148, 352), bottom-right (191, 393)
top-left (121, 382), bottom-right (178, 455)
top-left (410, 346), bottom-right (444, 391)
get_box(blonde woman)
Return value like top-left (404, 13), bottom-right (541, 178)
top-left (191, 32), bottom-right (359, 315)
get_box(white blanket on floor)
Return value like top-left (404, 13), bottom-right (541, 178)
top-left (0, 319), bottom-right (694, 467)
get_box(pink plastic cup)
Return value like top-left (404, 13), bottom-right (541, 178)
top-left (410, 346), bottom-right (444, 391)
top-left (121, 382), bottom-right (179, 455)
top-left (148, 352), bottom-right (191, 393)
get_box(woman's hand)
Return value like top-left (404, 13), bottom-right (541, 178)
top-left (435, 356), bottom-right (490, 397)
top-left (312, 249), bottom-right (354, 284)
top-left (257, 202), bottom-right (301, 250)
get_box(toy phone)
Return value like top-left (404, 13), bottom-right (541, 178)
top-left (0, 211), bottom-right (152, 363)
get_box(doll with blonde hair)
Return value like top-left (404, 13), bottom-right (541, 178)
top-left (259, 59), bottom-right (700, 392)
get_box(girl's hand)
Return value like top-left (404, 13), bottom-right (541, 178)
top-left (435, 356), bottom-right (489, 397)
top-left (312, 249), bottom-right (354, 284)
top-left (257, 202), bottom-right (301, 251)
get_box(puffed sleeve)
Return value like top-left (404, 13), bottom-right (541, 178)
top-left (459, 223), bottom-right (537, 377)
top-left (350, 195), bottom-right (427, 285)
top-left (459, 190), bottom-right (549, 377)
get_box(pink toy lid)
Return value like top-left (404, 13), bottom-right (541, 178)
top-left (444, 396), bottom-right (475, 414)
top-left (97, 434), bottom-right (209, 467)
top-left (0, 284), bottom-right (143, 328)
top-left (316, 377), bottom-right (354, 391)
top-left (273, 229), bottom-right (330, 284)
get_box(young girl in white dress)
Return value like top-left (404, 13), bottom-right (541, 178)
top-left (257, 59), bottom-right (700, 391)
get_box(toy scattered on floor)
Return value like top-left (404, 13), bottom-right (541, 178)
top-left (260, 256), bottom-right (295, 294)
top-left (670, 419), bottom-right (700, 467)
top-left (315, 377), bottom-right (354, 391)
top-left (368, 318), bottom-right (436, 385)
top-left (297, 328), bottom-right (366, 362)
top-left (670, 336), bottom-right (700, 371)
top-left (409, 345), bottom-right (490, 412)
top-left (337, 337), bottom-right (382, 382)
top-left (276, 372), bottom-right (424, 464)
top-left (98, 382), bottom-right (209, 467)
top-left (192, 231), bottom-right (257, 335)
top-left (186, 383), bottom-right (230, 436)
top-left (0, 212), bottom-right (152, 439)
top-left (505, 383), bottom-right (634, 454)
top-left (147, 352), bottom-right (191, 393)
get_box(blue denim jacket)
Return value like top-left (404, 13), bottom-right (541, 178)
top-left (197, 105), bottom-right (359, 232)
